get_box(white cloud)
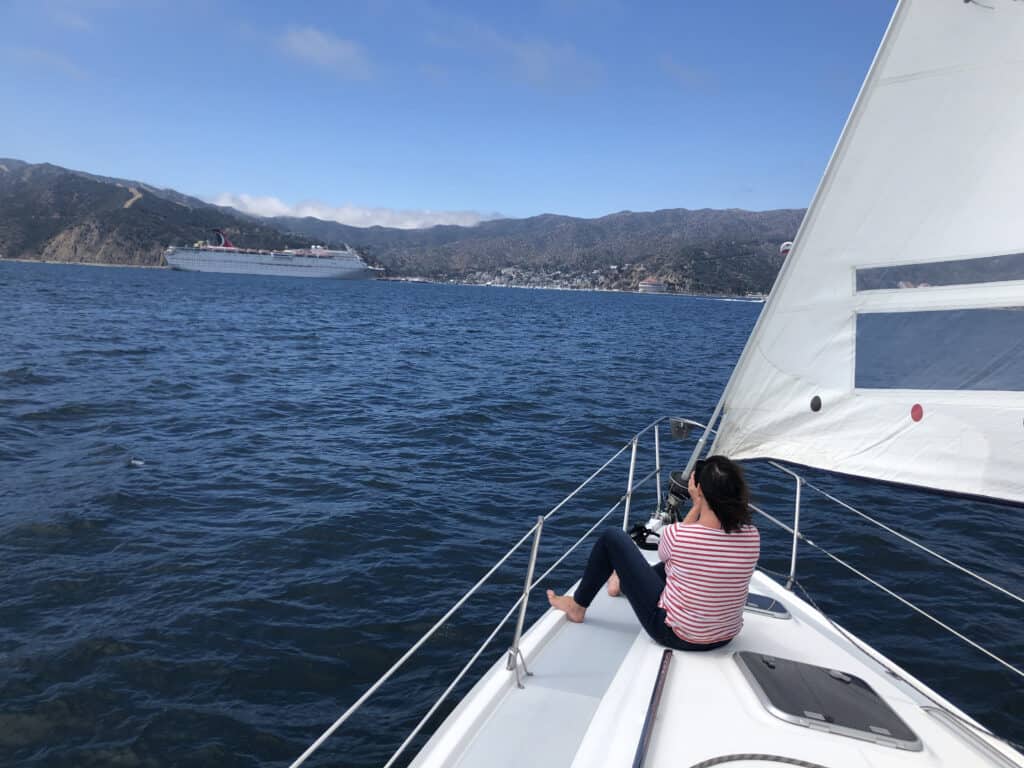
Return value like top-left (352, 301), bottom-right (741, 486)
top-left (546, 0), bottom-right (624, 12)
top-left (51, 9), bottom-right (94, 31)
top-left (44, 0), bottom-right (149, 31)
top-left (0, 46), bottom-right (87, 79)
top-left (278, 26), bottom-right (371, 80)
top-left (211, 193), bottom-right (500, 230)
top-left (428, 17), bottom-right (599, 88)
top-left (658, 53), bottom-right (712, 90)
top-left (506, 38), bottom-right (598, 87)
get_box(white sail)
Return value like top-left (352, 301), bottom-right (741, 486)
top-left (712, 0), bottom-right (1024, 504)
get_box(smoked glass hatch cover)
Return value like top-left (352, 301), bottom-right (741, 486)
top-left (744, 593), bottom-right (790, 619)
top-left (734, 651), bottom-right (922, 751)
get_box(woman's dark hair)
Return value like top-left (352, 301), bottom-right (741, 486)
top-left (695, 455), bottom-right (751, 533)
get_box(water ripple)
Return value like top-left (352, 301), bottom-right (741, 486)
top-left (0, 261), bottom-right (1021, 767)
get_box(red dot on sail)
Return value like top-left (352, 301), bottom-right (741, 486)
top-left (911, 404), bottom-right (923, 422)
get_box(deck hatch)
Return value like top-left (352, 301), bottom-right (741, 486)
top-left (744, 593), bottom-right (791, 619)
top-left (734, 652), bottom-right (922, 751)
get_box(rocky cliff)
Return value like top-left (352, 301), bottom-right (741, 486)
top-left (0, 158), bottom-right (803, 293)
top-left (0, 159), bottom-right (312, 265)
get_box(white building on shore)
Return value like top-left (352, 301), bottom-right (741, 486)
top-left (637, 277), bottom-right (668, 293)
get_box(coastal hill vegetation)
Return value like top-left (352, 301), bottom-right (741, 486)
top-left (0, 158), bottom-right (803, 294)
top-left (0, 158), bottom-right (310, 266)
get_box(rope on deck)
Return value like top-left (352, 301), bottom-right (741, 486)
top-left (689, 756), bottom-right (829, 768)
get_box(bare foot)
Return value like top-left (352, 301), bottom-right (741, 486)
top-left (607, 571), bottom-right (621, 597)
top-left (546, 589), bottom-right (586, 623)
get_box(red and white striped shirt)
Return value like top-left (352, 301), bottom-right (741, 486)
top-left (657, 522), bottom-right (760, 644)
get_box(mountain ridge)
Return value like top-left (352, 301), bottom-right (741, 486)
top-left (0, 158), bottom-right (314, 265)
top-left (0, 158), bottom-right (804, 293)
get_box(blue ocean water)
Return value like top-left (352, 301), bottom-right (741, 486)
top-left (1, 261), bottom-right (1021, 767)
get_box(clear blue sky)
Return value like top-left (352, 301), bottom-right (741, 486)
top-left (1, 0), bottom-right (896, 227)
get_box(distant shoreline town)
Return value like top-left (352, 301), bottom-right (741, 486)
top-left (1, 158), bottom-right (800, 297)
top-left (2, 257), bottom-right (766, 300)
top-left (383, 267), bottom-right (767, 299)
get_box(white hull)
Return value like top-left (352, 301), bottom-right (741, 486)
top-left (286, 416), bottom-right (1024, 768)
top-left (164, 247), bottom-right (378, 279)
top-left (411, 567), bottom-right (1021, 768)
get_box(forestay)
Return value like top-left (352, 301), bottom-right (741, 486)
top-left (712, 0), bottom-right (1024, 504)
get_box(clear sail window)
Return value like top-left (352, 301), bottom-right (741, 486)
top-left (856, 253), bottom-right (1024, 291)
top-left (855, 308), bottom-right (1024, 391)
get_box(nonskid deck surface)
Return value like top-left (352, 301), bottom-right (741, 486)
top-left (450, 585), bottom-right (642, 768)
top-left (412, 559), bottom-right (1022, 768)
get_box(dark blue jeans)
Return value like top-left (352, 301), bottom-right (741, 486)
top-left (573, 527), bottom-right (731, 652)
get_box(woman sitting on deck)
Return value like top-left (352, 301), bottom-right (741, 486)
top-left (547, 455), bottom-right (760, 651)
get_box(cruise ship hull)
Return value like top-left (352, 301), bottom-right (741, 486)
top-left (164, 247), bottom-right (379, 279)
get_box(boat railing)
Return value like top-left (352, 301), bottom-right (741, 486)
top-left (681, 421), bottom-right (1024, 634)
top-left (288, 415), bottom-right (1024, 767)
top-left (739, 462), bottom-right (1024, 678)
top-left (750, 492), bottom-right (1024, 680)
top-left (288, 415), bottom-right (673, 767)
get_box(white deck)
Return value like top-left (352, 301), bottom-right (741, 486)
top-left (411, 560), bottom-right (1022, 768)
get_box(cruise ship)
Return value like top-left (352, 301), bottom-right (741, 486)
top-left (164, 230), bottom-right (382, 279)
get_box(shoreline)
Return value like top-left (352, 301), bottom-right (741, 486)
top-left (1, 257), bottom-right (166, 270)
top-left (384, 276), bottom-right (765, 301)
top-left (1, 259), bottom-right (766, 301)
